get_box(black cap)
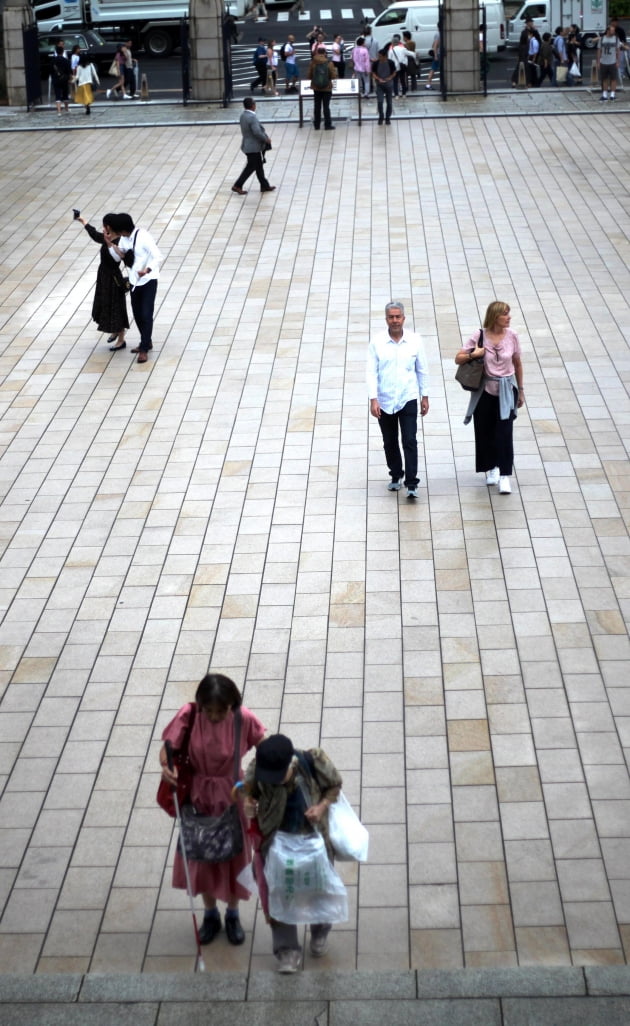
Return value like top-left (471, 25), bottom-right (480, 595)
top-left (255, 734), bottom-right (294, 784)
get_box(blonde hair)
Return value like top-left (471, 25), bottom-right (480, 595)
top-left (483, 301), bottom-right (510, 331)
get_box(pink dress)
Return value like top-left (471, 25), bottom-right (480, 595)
top-left (162, 704), bottom-right (265, 900)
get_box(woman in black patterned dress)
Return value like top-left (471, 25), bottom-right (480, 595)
top-left (76, 212), bottom-right (130, 350)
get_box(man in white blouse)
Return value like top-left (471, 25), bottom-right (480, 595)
top-left (110, 213), bottom-right (162, 364)
top-left (367, 301), bottom-right (429, 499)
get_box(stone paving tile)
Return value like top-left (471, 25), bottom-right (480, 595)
top-left (1, 98), bottom-right (630, 985)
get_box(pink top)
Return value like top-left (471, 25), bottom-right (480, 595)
top-left (464, 328), bottom-right (521, 396)
top-left (353, 44), bottom-right (371, 73)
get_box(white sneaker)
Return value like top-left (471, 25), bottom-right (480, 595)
top-left (276, 949), bottom-right (301, 973)
top-left (499, 476), bottom-right (511, 494)
top-left (387, 480), bottom-right (402, 491)
top-left (106, 89), bottom-right (111, 99)
top-left (485, 467), bottom-right (500, 486)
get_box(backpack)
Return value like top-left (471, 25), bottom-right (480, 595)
top-left (279, 43), bottom-right (289, 61)
top-left (311, 59), bottom-right (330, 89)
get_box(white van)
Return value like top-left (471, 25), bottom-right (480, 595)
top-left (369, 0), bottom-right (506, 56)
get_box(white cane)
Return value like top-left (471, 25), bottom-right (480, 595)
top-left (165, 740), bottom-right (206, 972)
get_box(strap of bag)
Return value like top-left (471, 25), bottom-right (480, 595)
top-left (232, 707), bottom-right (242, 783)
top-left (180, 701), bottom-right (196, 761)
top-left (478, 327), bottom-right (484, 349)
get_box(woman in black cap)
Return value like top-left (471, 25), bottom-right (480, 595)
top-left (243, 734), bottom-right (342, 972)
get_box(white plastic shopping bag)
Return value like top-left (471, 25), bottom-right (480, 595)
top-left (264, 831), bottom-right (348, 924)
top-left (328, 791), bottom-right (369, 862)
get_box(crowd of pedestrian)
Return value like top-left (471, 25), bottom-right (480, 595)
top-left (512, 16), bottom-right (629, 93)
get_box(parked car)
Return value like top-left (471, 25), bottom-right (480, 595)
top-left (39, 28), bottom-right (123, 78)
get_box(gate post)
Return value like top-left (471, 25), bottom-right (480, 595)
top-left (3, 0), bottom-right (34, 106)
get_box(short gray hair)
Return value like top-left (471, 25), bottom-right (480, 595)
top-left (385, 301), bottom-right (405, 316)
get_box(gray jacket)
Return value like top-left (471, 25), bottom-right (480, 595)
top-left (239, 108), bottom-right (269, 154)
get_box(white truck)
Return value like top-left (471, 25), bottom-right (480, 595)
top-left (32, 0), bottom-right (249, 56)
top-left (506, 0), bottom-right (607, 49)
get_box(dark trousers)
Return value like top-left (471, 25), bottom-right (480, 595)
top-left (313, 90), bottom-right (332, 128)
top-left (376, 82), bottom-right (393, 121)
top-left (234, 152), bottom-right (270, 190)
top-left (124, 67), bottom-right (135, 94)
top-left (130, 279), bottom-right (157, 352)
top-left (378, 399), bottom-right (418, 488)
top-left (393, 67), bottom-right (407, 95)
top-left (473, 389), bottom-right (516, 476)
top-left (251, 58), bottom-right (267, 90)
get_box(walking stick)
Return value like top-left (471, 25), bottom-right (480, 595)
top-left (165, 740), bottom-right (206, 972)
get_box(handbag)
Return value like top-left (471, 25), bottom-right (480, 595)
top-left (556, 65), bottom-right (568, 83)
top-left (327, 791), bottom-right (369, 862)
top-left (455, 328), bottom-right (485, 391)
top-left (156, 702), bottom-right (197, 817)
top-left (177, 708), bottom-right (244, 863)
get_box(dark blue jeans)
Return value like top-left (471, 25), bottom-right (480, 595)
top-left (376, 82), bottom-right (393, 121)
top-left (378, 399), bottom-right (418, 488)
top-left (130, 279), bottom-right (157, 352)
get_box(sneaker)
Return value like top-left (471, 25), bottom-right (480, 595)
top-left (310, 931), bottom-right (329, 957)
top-left (485, 467), bottom-right (500, 486)
top-left (106, 89), bottom-right (111, 99)
top-left (426, 84), bottom-right (433, 90)
top-left (387, 480), bottom-right (402, 491)
top-left (610, 93), bottom-right (616, 100)
top-left (276, 949), bottom-right (301, 973)
top-left (499, 476), bottom-right (511, 494)
top-left (600, 93), bottom-right (608, 101)
top-left (407, 488), bottom-right (418, 499)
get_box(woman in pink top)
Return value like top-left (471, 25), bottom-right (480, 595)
top-left (160, 673), bottom-right (266, 947)
top-left (455, 301), bottom-right (525, 494)
top-left (352, 37), bottom-right (372, 98)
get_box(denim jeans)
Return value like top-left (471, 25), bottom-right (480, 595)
top-left (376, 82), bottom-right (393, 121)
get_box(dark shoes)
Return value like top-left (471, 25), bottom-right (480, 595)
top-left (231, 185), bottom-right (247, 195)
top-left (199, 912), bottom-right (221, 945)
top-left (324, 125), bottom-right (335, 130)
top-left (260, 186), bottom-right (276, 192)
top-left (131, 345), bottom-right (153, 353)
top-left (109, 342), bottom-right (126, 351)
top-left (136, 352), bottom-right (148, 364)
top-left (225, 914), bottom-right (245, 946)
top-left (199, 911), bottom-right (244, 945)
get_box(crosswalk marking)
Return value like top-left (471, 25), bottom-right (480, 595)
top-left (341, 8), bottom-right (354, 17)
top-left (320, 9), bottom-right (332, 17)
top-left (236, 9), bottom-right (378, 26)
top-left (277, 11), bottom-right (289, 19)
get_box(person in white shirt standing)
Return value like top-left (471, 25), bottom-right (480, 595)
top-left (109, 213), bottom-right (162, 364)
top-left (367, 302), bottom-right (430, 499)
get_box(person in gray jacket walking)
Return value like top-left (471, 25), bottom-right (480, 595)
top-left (231, 97), bottom-right (276, 196)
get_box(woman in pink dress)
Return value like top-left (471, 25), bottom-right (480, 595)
top-left (160, 673), bottom-right (265, 946)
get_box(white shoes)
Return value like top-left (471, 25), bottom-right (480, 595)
top-left (106, 89), bottom-right (111, 99)
top-left (499, 476), bottom-right (511, 494)
top-left (387, 480), bottom-right (402, 491)
top-left (485, 467), bottom-right (500, 486)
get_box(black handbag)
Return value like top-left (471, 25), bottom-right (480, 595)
top-left (178, 709), bottom-right (244, 863)
top-left (455, 328), bottom-right (485, 391)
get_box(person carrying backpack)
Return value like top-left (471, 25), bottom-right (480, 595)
top-left (307, 44), bottom-right (337, 130)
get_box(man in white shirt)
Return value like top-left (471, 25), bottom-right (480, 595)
top-left (367, 301), bottom-right (429, 499)
top-left (111, 213), bottom-right (162, 364)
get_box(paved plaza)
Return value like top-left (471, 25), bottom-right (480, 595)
top-left (1, 91), bottom-right (630, 1020)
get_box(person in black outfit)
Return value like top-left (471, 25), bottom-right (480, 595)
top-left (75, 212), bottom-right (129, 350)
top-left (250, 38), bottom-right (268, 91)
top-left (51, 42), bottom-right (71, 116)
top-left (512, 16), bottom-right (533, 85)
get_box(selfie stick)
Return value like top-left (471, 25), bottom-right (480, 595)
top-left (165, 740), bottom-right (206, 972)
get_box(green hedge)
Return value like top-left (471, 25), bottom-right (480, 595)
top-left (610, 0), bottom-right (630, 17)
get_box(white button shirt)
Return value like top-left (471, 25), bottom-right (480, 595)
top-left (366, 330), bottom-right (429, 415)
top-left (117, 228), bottom-right (162, 288)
